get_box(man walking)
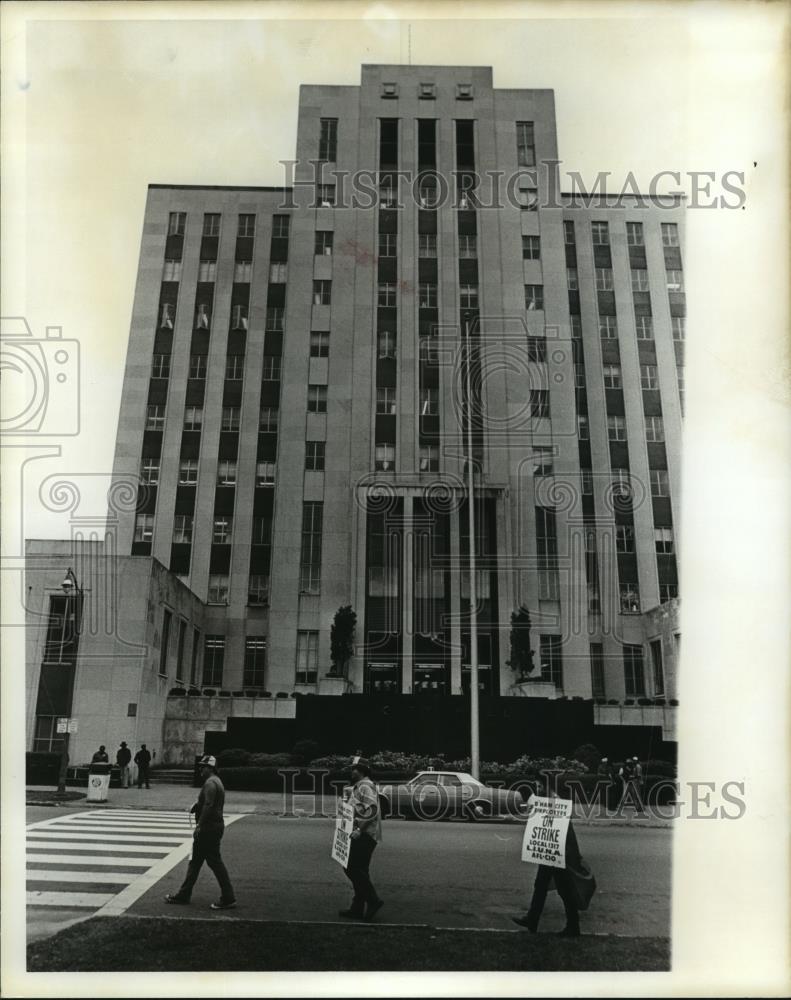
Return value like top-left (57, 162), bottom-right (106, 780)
top-left (116, 741), bottom-right (132, 788)
top-left (165, 754), bottom-right (236, 910)
top-left (339, 756), bottom-right (384, 922)
top-left (134, 744), bottom-right (152, 789)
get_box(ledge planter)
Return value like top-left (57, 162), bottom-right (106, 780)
top-left (637, 697), bottom-right (652, 706)
top-left (653, 697), bottom-right (666, 706)
top-left (624, 699), bottom-right (635, 706)
top-left (187, 688), bottom-right (201, 696)
top-left (168, 687), bottom-right (186, 696)
top-left (275, 692), bottom-right (289, 699)
top-left (260, 691), bottom-right (272, 698)
top-left (594, 698), bottom-right (607, 706)
top-left (203, 688), bottom-right (217, 697)
top-left (607, 699), bottom-right (618, 705)
top-left (218, 690), bottom-right (231, 698)
top-left (669, 698), bottom-right (679, 706)
top-left (244, 689), bottom-right (259, 698)
top-left (232, 690), bottom-right (246, 697)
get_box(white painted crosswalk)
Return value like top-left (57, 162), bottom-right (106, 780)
top-left (26, 808), bottom-right (241, 918)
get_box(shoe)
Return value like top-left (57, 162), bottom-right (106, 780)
top-left (558, 926), bottom-right (581, 937)
top-left (338, 908), bottom-right (364, 919)
top-left (511, 915), bottom-right (538, 932)
top-left (164, 894), bottom-right (190, 905)
top-left (365, 899), bottom-right (384, 921)
top-left (210, 899), bottom-right (237, 910)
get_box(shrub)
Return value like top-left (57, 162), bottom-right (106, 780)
top-left (571, 743), bottom-right (603, 771)
top-left (248, 752), bottom-right (296, 768)
top-left (216, 748), bottom-right (252, 768)
top-left (292, 739), bottom-right (321, 764)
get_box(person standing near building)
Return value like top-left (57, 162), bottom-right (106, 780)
top-left (91, 745), bottom-right (109, 764)
top-left (134, 744), bottom-right (152, 789)
top-left (339, 756), bottom-right (384, 921)
top-left (165, 754), bottom-right (236, 910)
top-left (597, 757), bottom-right (614, 811)
top-left (618, 755), bottom-right (645, 812)
top-left (116, 741), bottom-right (132, 788)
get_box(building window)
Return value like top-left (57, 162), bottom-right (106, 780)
top-left (308, 385), bottom-right (327, 413)
top-left (672, 316), bottom-right (685, 341)
top-left (595, 267), bottom-right (614, 291)
top-left (641, 364), bottom-right (658, 390)
top-left (168, 212), bottom-right (186, 236)
top-left (539, 634), bottom-right (563, 688)
top-left (159, 610), bottom-right (172, 675)
top-left (234, 261), bottom-right (252, 283)
top-left (173, 514), bottom-right (193, 544)
top-left (375, 443), bottom-right (395, 471)
top-left (146, 404), bottom-right (166, 430)
top-left (251, 515), bottom-right (272, 546)
top-left (603, 364), bottom-right (622, 389)
top-left (272, 215), bottom-right (290, 238)
top-left (529, 389), bottom-right (549, 419)
top-left (183, 405), bottom-right (203, 431)
top-left (590, 643), bottom-right (606, 698)
top-left (140, 458), bottom-right (160, 484)
top-left (649, 639), bottom-right (665, 695)
top-left (563, 220), bottom-right (576, 244)
top-left (225, 355), bottom-right (245, 381)
top-left (607, 415), bottom-right (626, 441)
top-left (248, 575), bottom-right (269, 606)
top-left (524, 284), bottom-right (544, 311)
top-left (187, 355), bottom-right (206, 382)
top-left (295, 630), bottom-right (319, 685)
top-left (379, 232), bottom-right (397, 258)
top-left (419, 444), bottom-right (439, 472)
top-left (661, 222), bottom-right (680, 247)
top-left (163, 258), bottom-right (182, 282)
top-left (631, 269), bottom-right (649, 293)
top-left (527, 337), bottom-right (546, 362)
top-left (581, 468), bottom-right (593, 494)
top-left (516, 185), bottom-right (538, 211)
top-left (567, 268), bottom-right (579, 291)
top-left (240, 637), bottom-right (266, 689)
top-left (195, 303), bottom-right (211, 330)
top-left (212, 516), bottom-right (233, 544)
top-left (198, 260), bottom-right (216, 283)
top-left (654, 526), bottom-right (674, 554)
top-left (522, 235), bottom-right (540, 260)
top-left (305, 440), bottom-right (325, 471)
top-left (259, 406), bottom-right (279, 432)
top-left (677, 366), bottom-right (685, 410)
top-left (207, 575), bottom-right (229, 604)
top-left (619, 584), bottom-right (641, 615)
top-left (591, 222), bottom-right (609, 245)
top-left (599, 316), bottom-right (618, 339)
top-left (532, 446), bottom-right (553, 476)
top-left (376, 387), bottom-right (397, 415)
top-left (220, 406), bottom-right (240, 433)
top-left (420, 388), bottom-right (438, 416)
top-left (159, 302), bottom-right (175, 329)
top-left (417, 182), bottom-right (439, 208)
top-left (611, 469), bottom-right (632, 496)
top-left (299, 502), bottom-right (323, 593)
top-left (666, 269), bottom-right (684, 292)
top-left (459, 285), bottom-right (478, 309)
top-left (316, 184), bottom-right (336, 208)
top-left (203, 213), bottom-right (221, 237)
top-left (378, 283), bottom-right (396, 307)
top-left (419, 283), bottom-right (438, 308)
top-left (151, 354), bottom-right (170, 379)
top-left (516, 121), bottom-right (536, 167)
top-left (202, 635), bottom-right (225, 685)
top-left (238, 214), bottom-right (255, 237)
top-left (650, 469), bottom-right (670, 497)
top-left (134, 513), bottom-right (154, 543)
top-left (577, 414), bottom-right (589, 440)
top-left (623, 644), bottom-right (645, 696)
top-left (635, 315), bottom-right (654, 340)
top-left (315, 231), bottom-right (334, 256)
top-left (458, 235), bottom-right (477, 259)
top-left (179, 459), bottom-right (198, 485)
top-left (419, 233), bottom-right (437, 258)
top-left (626, 222), bottom-right (644, 246)
top-left (377, 330), bottom-right (396, 360)
top-left (318, 117), bottom-right (338, 161)
top-left (262, 356), bottom-right (281, 381)
top-left (256, 461), bottom-right (275, 486)
top-left (310, 331), bottom-right (330, 358)
top-left (575, 362), bottom-right (586, 389)
top-left (270, 262), bottom-right (288, 284)
top-left (660, 583), bottom-right (679, 603)
top-left (616, 524), bottom-right (635, 553)
top-left (570, 315), bottom-right (582, 339)
top-left (645, 416), bottom-right (665, 442)
top-left (217, 460), bottom-right (237, 486)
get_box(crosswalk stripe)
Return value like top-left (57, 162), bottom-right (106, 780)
top-left (26, 870), bottom-right (137, 884)
top-left (26, 854), bottom-right (155, 868)
top-left (54, 817), bottom-right (191, 827)
top-left (36, 824), bottom-right (191, 836)
top-left (27, 831), bottom-right (185, 844)
top-left (27, 890), bottom-right (115, 908)
top-left (26, 841), bottom-right (172, 854)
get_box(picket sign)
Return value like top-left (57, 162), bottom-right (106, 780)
top-left (520, 796), bottom-right (573, 869)
top-left (331, 800), bottom-right (355, 867)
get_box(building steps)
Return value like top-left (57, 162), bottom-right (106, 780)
top-left (151, 769), bottom-right (194, 785)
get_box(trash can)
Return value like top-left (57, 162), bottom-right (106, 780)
top-left (87, 762), bottom-right (111, 802)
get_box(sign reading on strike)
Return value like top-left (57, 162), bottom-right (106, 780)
top-left (521, 795), bottom-right (573, 869)
top-left (331, 800), bottom-right (355, 867)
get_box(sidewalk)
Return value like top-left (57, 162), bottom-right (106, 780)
top-left (26, 782), bottom-right (674, 826)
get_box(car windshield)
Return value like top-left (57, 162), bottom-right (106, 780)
top-left (410, 774), bottom-right (441, 786)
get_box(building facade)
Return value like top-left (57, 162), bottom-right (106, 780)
top-left (28, 65), bottom-right (683, 763)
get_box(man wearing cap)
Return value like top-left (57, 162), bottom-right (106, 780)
top-left (116, 741), bottom-right (132, 788)
top-left (339, 756), bottom-right (384, 921)
top-left (165, 755), bottom-right (237, 910)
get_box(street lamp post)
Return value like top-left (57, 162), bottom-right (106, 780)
top-left (56, 567), bottom-right (82, 795)
top-left (463, 313), bottom-right (480, 780)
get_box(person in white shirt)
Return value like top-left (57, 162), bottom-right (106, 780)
top-left (339, 756), bottom-right (384, 921)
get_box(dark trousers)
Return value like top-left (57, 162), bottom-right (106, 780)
top-left (136, 765), bottom-right (150, 788)
top-left (527, 864), bottom-right (580, 932)
top-left (177, 828), bottom-right (235, 903)
top-left (344, 833), bottom-right (380, 912)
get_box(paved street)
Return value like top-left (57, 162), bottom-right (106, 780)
top-left (26, 800), bottom-right (671, 943)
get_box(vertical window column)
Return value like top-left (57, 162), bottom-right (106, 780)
top-left (376, 119), bottom-right (400, 471)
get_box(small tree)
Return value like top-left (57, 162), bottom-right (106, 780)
top-left (330, 605), bottom-right (357, 676)
top-left (507, 605), bottom-right (536, 681)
